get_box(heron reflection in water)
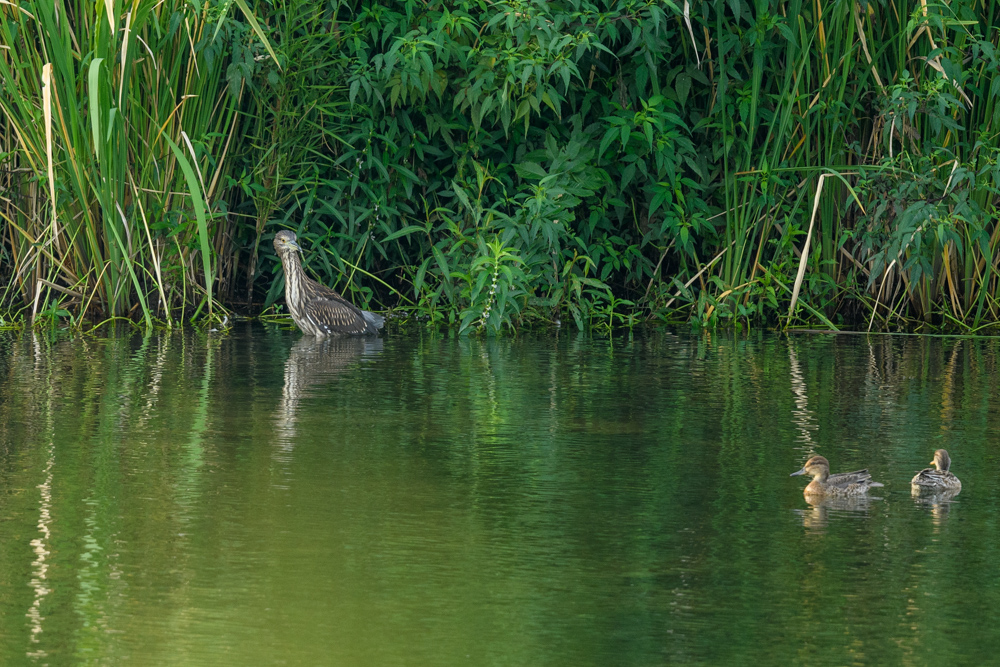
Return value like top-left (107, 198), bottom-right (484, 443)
top-left (275, 336), bottom-right (384, 450)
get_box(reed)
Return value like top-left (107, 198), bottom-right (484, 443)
top-left (0, 0), bottom-right (275, 326)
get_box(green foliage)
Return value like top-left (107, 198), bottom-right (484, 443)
top-left (235, 0), bottom-right (1000, 333)
top-left (242, 0), bottom-right (719, 331)
top-left (4, 0), bottom-right (1000, 332)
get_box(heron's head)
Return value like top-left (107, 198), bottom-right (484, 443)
top-left (931, 449), bottom-right (951, 472)
top-left (273, 230), bottom-right (301, 256)
top-left (790, 455), bottom-right (830, 481)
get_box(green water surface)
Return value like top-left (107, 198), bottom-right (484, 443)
top-left (1, 327), bottom-right (999, 665)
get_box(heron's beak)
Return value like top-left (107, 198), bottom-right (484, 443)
top-left (790, 467), bottom-right (807, 477)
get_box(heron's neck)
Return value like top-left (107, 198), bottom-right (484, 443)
top-left (282, 251), bottom-right (304, 315)
top-left (283, 251), bottom-right (303, 272)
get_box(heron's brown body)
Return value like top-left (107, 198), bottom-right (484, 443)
top-left (273, 230), bottom-right (384, 336)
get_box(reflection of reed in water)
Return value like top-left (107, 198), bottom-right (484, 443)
top-left (787, 343), bottom-right (818, 449)
top-left (795, 495), bottom-right (880, 533)
top-left (275, 336), bottom-right (384, 449)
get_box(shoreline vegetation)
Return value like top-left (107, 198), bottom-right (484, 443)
top-left (1, 0), bottom-right (998, 335)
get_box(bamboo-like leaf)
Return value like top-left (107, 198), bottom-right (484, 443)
top-left (87, 58), bottom-right (104, 160)
top-left (41, 63), bottom-right (56, 240)
top-left (786, 174), bottom-right (827, 326)
top-left (232, 0), bottom-right (281, 69)
top-left (120, 10), bottom-right (133, 108)
top-left (102, 0), bottom-right (116, 32)
top-left (163, 134), bottom-right (214, 316)
top-left (111, 203), bottom-right (153, 328)
top-left (382, 225), bottom-right (425, 242)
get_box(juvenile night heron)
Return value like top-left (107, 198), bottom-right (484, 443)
top-left (273, 230), bottom-right (385, 336)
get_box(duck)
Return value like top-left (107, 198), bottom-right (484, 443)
top-left (911, 449), bottom-right (961, 494)
top-left (790, 455), bottom-right (884, 498)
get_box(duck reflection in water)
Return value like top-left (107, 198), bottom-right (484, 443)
top-left (912, 487), bottom-right (960, 530)
top-left (275, 336), bottom-right (383, 449)
top-left (796, 495), bottom-right (879, 533)
top-left (790, 455), bottom-right (884, 498)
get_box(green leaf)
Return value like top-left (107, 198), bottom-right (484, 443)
top-left (648, 187), bottom-right (671, 220)
top-left (432, 245), bottom-right (451, 283)
top-left (382, 225), bottom-right (425, 242)
top-left (414, 256), bottom-right (431, 298)
top-left (675, 73), bottom-right (691, 106)
top-left (514, 161), bottom-right (547, 179)
top-left (599, 127), bottom-right (619, 159)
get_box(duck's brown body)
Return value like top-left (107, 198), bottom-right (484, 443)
top-left (911, 449), bottom-right (961, 494)
top-left (791, 455), bottom-right (883, 498)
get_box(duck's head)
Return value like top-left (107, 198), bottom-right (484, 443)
top-left (790, 455), bottom-right (830, 481)
top-left (931, 449), bottom-right (951, 472)
top-left (273, 230), bottom-right (301, 256)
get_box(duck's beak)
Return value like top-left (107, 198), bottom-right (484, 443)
top-left (790, 467), bottom-right (807, 477)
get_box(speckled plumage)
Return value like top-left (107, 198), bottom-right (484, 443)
top-left (790, 455), bottom-right (884, 498)
top-left (911, 449), bottom-right (961, 494)
top-left (273, 230), bottom-right (385, 336)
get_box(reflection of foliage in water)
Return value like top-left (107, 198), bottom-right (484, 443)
top-left (0, 330), bottom-right (999, 663)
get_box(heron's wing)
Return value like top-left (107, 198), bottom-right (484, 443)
top-left (303, 296), bottom-right (378, 335)
top-left (310, 281), bottom-right (346, 301)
